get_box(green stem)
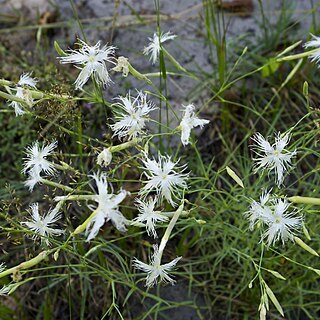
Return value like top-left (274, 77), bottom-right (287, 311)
top-left (276, 48), bottom-right (319, 62)
top-left (53, 162), bottom-right (79, 174)
top-left (109, 139), bottom-right (140, 153)
top-left (158, 203), bottom-right (184, 262)
top-left (288, 196), bottom-right (320, 205)
top-left (0, 250), bottom-right (50, 279)
top-left (0, 79), bottom-right (14, 86)
top-left (41, 179), bottom-right (74, 192)
top-left (55, 194), bottom-right (95, 202)
top-left (128, 64), bottom-right (153, 85)
top-left (77, 108), bottom-right (84, 171)
top-left (162, 48), bottom-right (188, 73)
top-left (0, 90), bottom-right (27, 104)
top-left (73, 209), bottom-right (98, 236)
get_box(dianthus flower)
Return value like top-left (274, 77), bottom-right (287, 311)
top-left (133, 244), bottom-right (182, 287)
top-left (111, 91), bottom-right (156, 140)
top-left (246, 192), bottom-right (303, 246)
top-left (24, 169), bottom-right (43, 191)
top-left (246, 189), bottom-right (272, 229)
top-left (59, 40), bottom-right (116, 90)
top-left (112, 56), bottom-right (130, 77)
top-left (139, 152), bottom-right (188, 207)
top-left (9, 73), bottom-right (37, 116)
top-left (251, 132), bottom-right (296, 186)
top-left (22, 140), bottom-right (57, 176)
top-left (21, 203), bottom-right (64, 245)
top-left (85, 172), bottom-right (128, 241)
top-left (143, 31), bottom-right (177, 64)
top-left (304, 34), bottom-right (320, 64)
top-left (133, 197), bottom-right (169, 238)
top-left (263, 199), bottom-right (302, 246)
top-left (180, 104), bottom-right (209, 146)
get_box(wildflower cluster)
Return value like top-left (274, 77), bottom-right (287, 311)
top-left (246, 131), bottom-right (303, 246)
top-left (2, 21), bottom-right (319, 320)
top-left (0, 32), bottom-right (210, 293)
top-left (246, 190), bottom-right (302, 246)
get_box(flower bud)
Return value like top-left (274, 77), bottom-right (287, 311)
top-left (97, 148), bottom-right (112, 167)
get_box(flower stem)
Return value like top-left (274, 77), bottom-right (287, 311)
top-left (0, 90), bottom-right (27, 104)
top-left (41, 179), bottom-right (74, 192)
top-left (72, 209), bottom-right (98, 236)
top-left (162, 48), bottom-right (188, 73)
top-left (55, 194), bottom-right (96, 202)
top-left (128, 63), bottom-right (153, 85)
top-left (276, 48), bottom-right (319, 62)
top-left (288, 196), bottom-right (320, 205)
top-left (109, 139), bottom-right (140, 153)
top-left (158, 203), bottom-right (184, 262)
top-left (0, 250), bottom-right (50, 279)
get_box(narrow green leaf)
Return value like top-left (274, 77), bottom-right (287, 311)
top-left (54, 40), bottom-right (66, 56)
top-left (265, 283), bottom-right (284, 317)
top-left (294, 236), bottom-right (319, 256)
top-left (276, 40), bottom-right (302, 58)
top-left (303, 223), bottom-right (311, 241)
top-left (265, 269), bottom-right (286, 280)
top-left (226, 166), bottom-right (244, 188)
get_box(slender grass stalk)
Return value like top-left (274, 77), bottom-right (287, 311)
top-left (0, 251), bottom-right (51, 279)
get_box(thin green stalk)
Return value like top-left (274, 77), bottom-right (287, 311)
top-left (69, 0), bottom-right (87, 42)
top-left (73, 209), bottom-right (98, 236)
top-left (289, 196), bottom-right (320, 205)
top-left (0, 90), bottom-right (27, 104)
top-left (55, 195), bottom-right (96, 202)
top-left (276, 48), bottom-right (320, 62)
top-left (41, 178), bottom-right (74, 192)
top-left (158, 203), bottom-right (184, 262)
top-left (77, 108), bottom-right (84, 171)
top-left (0, 251), bottom-right (51, 279)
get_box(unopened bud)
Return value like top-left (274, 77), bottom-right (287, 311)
top-left (97, 148), bottom-right (112, 167)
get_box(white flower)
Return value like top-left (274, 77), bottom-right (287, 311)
top-left (139, 152), bottom-right (188, 207)
top-left (112, 56), bottom-right (130, 77)
top-left (0, 285), bottom-right (10, 296)
top-left (21, 203), bottom-right (64, 245)
top-left (263, 199), bottom-right (302, 246)
top-left (180, 104), bottom-right (209, 146)
top-left (143, 31), bottom-right (177, 64)
top-left (86, 172), bottom-right (128, 241)
top-left (133, 197), bottom-right (169, 238)
top-left (111, 91), bottom-right (156, 140)
top-left (22, 140), bottom-right (57, 176)
top-left (59, 40), bottom-right (116, 90)
top-left (9, 73), bottom-right (37, 116)
top-left (0, 263), bottom-right (5, 273)
top-left (251, 132), bottom-right (296, 186)
top-left (133, 245), bottom-right (182, 287)
top-left (17, 73), bottom-right (37, 88)
top-left (24, 168), bottom-right (43, 191)
top-left (97, 148), bottom-right (112, 167)
top-left (304, 34), bottom-right (320, 64)
top-left (246, 193), bottom-right (303, 246)
top-left (246, 189), bottom-right (272, 229)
